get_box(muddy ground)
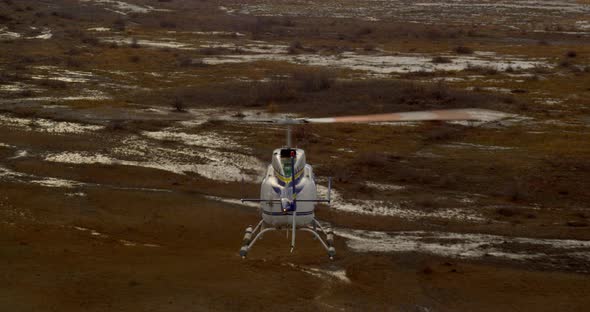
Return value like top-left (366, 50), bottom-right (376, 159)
top-left (1, 0), bottom-right (590, 311)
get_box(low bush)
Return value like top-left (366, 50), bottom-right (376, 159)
top-left (431, 56), bottom-right (452, 64)
top-left (130, 38), bottom-right (140, 48)
top-left (171, 96), bottom-right (186, 112)
top-left (287, 41), bottom-right (303, 54)
top-left (466, 65), bottom-right (498, 75)
top-left (160, 21), bottom-right (176, 29)
top-left (293, 68), bottom-right (334, 92)
top-left (454, 46), bottom-right (473, 54)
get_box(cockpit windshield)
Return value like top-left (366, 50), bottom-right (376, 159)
top-left (281, 158), bottom-right (293, 177)
top-left (279, 149), bottom-right (297, 177)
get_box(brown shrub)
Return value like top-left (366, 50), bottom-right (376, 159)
top-left (293, 68), bottom-right (335, 92)
top-left (130, 38), bottom-right (140, 48)
top-left (251, 78), bottom-right (297, 106)
top-left (355, 152), bottom-right (388, 168)
top-left (66, 58), bottom-right (82, 68)
top-left (424, 124), bottom-right (461, 141)
top-left (496, 207), bottom-right (519, 217)
top-left (288, 40), bottom-right (303, 54)
top-left (559, 59), bottom-right (572, 68)
top-left (160, 20), bottom-right (176, 29)
top-left (363, 44), bottom-right (377, 52)
top-left (113, 19), bottom-right (126, 31)
top-left (466, 65), bottom-right (498, 75)
top-left (81, 35), bottom-right (100, 46)
top-left (454, 46), bottom-right (473, 54)
top-left (431, 56), bottom-right (452, 64)
top-left (355, 27), bottom-right (374, 39)
top-left (106, 120), bottom-right (128, 131)
top-left (415, 195), bottom-right (438, 210)
top-left (502, 179), bottom-right (529, 202)
top-left (171, 96), bottom-right (186, 112)
top-left (38, 79), bottom-right (68, 89)
top-left (177, 57), bottom-right (207, 68)
top-left (198, 47), bottom-right (233, 55)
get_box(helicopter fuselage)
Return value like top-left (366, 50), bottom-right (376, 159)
top-left (259, 148), bottom-right (317, 226)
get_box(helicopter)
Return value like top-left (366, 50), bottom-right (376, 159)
top-left (238, 108), bottom-right (509, 259)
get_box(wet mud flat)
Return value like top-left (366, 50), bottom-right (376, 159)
top-left (1, 0), bottom-right (590, 311)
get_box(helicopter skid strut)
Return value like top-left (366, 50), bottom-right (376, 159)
top-left (240, 219), bottom-right (336, 260)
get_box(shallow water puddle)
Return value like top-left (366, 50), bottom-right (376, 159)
top-left (72, 226), bottom-right (161, 247)
top-left (79, 0), bottom-right (171, 15)
top-left (317, 185), bottom-right (485, 221)
top-left (0, 82), bottom-right (44, 93)
top-left (0, 27), bottom-right (53, 40)
top-left (0, 165), bottom-right (84, 189)
top-left (200, 41), bottom-right (289, 54)
top-left (31, 66), bottom-right (96, 83)
top-left (336, 228), bottom-right (590, 270)
top-left (0, 114), bottom-right (104, 134)
top-left (364, 181), bottom-right (406, 191)
top-left (203, 52), bottom-right (549, 74)
top-left (204, 195), bottom-right (260, 208)
top-left (0, 27), bottom-right (21, 39)
top-left (101, 37), bottom-right (193, 49)
top-left (442, 142), bottom-right (515, 151)
top-left (227, 0), bottom-right (590, 26)
top-left (285, 263), bottom-right (350, 283)
top-left (43, 127), bottom-right (264, 183)
top-left (142, 130), bottom-right (239, 150)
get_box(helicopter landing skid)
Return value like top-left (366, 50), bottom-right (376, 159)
top-left (239, 219), bottom-right (336, 260)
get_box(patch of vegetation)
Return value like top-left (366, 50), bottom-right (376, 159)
top-left (287, 41), bottom-right (303, 55)
top-left (454, 46), bottom-right (474, 54)
top-left (465, 65), bottom-right (498, 75)
top-left (160, 20), bottom-right (176, 29)
top-left (431, 56), bottom-right (452, 64)
top-left (171, 96), bottom-right (187, 112)
top-left (131, 38), bottom-right (141, 49)
top-left (566, 50), bottom-right (577, 58)
top-left (293, 68), bottom-right (334, 92)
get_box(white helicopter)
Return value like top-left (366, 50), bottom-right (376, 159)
top-left (239, 108), bottom-right (509, 259)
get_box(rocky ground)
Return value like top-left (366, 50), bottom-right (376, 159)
top-left (1, 0), bottom-right (589, 311)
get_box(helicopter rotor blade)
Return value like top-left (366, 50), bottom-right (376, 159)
top-left (301, 108), bottom-right (510, 124)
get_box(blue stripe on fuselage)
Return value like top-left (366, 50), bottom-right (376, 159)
top-left (262, 210), bottom-right (314, 216)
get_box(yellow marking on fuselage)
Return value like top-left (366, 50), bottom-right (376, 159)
top-left (275, 168), bottom-right (304, 184)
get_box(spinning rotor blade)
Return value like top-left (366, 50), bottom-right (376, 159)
top-left (301, 108), bottom-right (509, 124)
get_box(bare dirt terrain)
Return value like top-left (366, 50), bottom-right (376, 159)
top-left (1, 0), bottom-right (590, 311)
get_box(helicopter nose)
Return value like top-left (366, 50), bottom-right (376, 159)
top-left (280, 198), bottom-right (292, 212)
top-left (281, 197), bottom-right (293, 212)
